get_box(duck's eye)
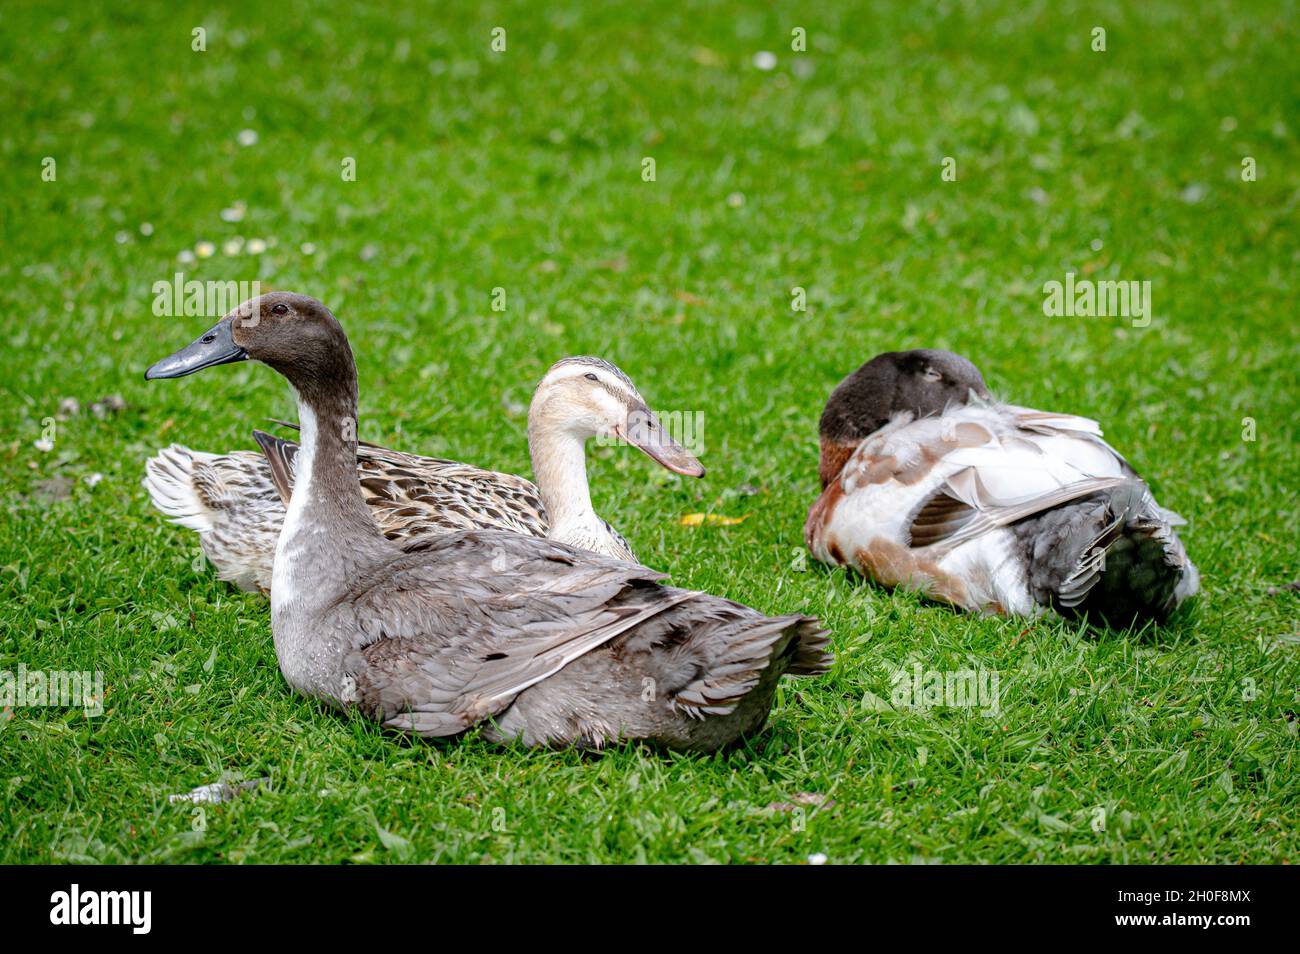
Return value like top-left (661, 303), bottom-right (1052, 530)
top-left (271, 303), bottom-right (289, 315)
top-left (922, 367), bottom-right (943, 382)
top-left (584, 373), bottom-right (599, 382)
top-left (201, 333), bottom-right (216, 343)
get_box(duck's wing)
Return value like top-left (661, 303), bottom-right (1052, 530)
top-left (901, 407), bottom-right (1132, 549)
top-left (346, 530), bottom-right (832, 740)
top-left (251, 430), bottom-right (296, 505)
top-left (250, 430), bottom-right (549, 541)
top-left (357, 447), bottom-right (548, 541)
top-left (1000, 405), bottom-right (1104, 437)
top-left (343, 532), bottom-right (680, 736)
top-left (1002, 404), bottom-right (1141, 475)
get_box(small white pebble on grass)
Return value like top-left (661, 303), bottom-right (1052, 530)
top-left (34, 438), bottom-right (54, 453)
top-left (1090, 238), bottom-right (1104, 251)
top-left (83, 473), bottom-right (104, 488)
top-left (195, 241), bottom-right (215, 258)
top-left (139, 222), bottom-right (153, 236)
top-left (727, 191), bottom-right (745, 208)
top-left (246, 238), bottom-right (267, 254)
top-left (236, 128), bottom-right (258, 147)
top-left (808, 852), bottom-right (828, 865)
top-left (301, 242), bottom-right (317, 255)
top-left (114, 230), bottom-right (129, 244)
top-left (753, 51), bottom-right (777, 70)
top-left (220, 202), bottom-right (246, 223)
top-left (222, 237), bottom-right (243, 256)
top-left (177, 249), bottom-right (195, 264)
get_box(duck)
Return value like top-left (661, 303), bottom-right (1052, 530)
top-left (143, 356), bottom-right (704, 593)
top-left (144, 292), bottom-right (832, 751)
top-left (805, 349), bottom-right (1199, 625)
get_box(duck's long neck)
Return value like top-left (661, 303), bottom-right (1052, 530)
top-left (266, 334), bottom-right (385, 703)
top-left (529, 419), bottom-right (596, 533)
top-left (292, 399), bottom-right (375, 529)
top-left (277, 350), bottom-right (383, 554)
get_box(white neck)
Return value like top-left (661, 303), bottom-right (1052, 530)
top-left (271, 402), bottom-right (317, 610)
top-left (268, 393), bottom-right (378, 605)
top-left (529, 423), bottom-right (599, 536)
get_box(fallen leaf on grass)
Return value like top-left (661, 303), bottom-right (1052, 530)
top-left (680, 513), bottom-right (748, 527)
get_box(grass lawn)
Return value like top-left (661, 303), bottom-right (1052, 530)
top-left (1, 0), bottom-right (1296, 864)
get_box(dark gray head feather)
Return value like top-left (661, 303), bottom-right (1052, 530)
top-left (820, 349), bottom-right (991, 442)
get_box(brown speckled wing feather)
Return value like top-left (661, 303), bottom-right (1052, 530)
top-left (251, 430), bottom-right (549, 542)
top-left (354, 445), bottom-right (547, 542)
top-left (251, 430), bottom-right (296, 505)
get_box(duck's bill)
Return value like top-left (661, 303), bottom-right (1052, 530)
top-left (144, 318), bottom-right (247, 379)
top-left (622, 405), bottom-right (706, 478)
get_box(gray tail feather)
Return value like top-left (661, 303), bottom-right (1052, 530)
top-left (787, 618), bottom-right (835, 676)
top-left (670, 614), bottom-right (833, 719)
top-left (1053, 479), bottom-right (1197, 623)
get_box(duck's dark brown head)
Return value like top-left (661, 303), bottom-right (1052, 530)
top-left (145, 292), bottom-right (356, 404)
top-left (816, 349), bottom-right (991, 487)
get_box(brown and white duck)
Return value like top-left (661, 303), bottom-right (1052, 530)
top-left (145, 292), bottom-right (831, 750)
top-left (143, 356), bottom-right (703, 592)
top-left (805, 349), bottom-right (1199, 625)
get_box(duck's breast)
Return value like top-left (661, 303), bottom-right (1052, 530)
top-left (807, 411), bottom-right (985, 563)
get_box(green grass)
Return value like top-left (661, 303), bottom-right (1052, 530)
top-left (1, 0), bottom-right (1297, 864)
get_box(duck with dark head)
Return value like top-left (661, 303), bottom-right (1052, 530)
top-left (816, 349), bottom-right (990, 489)
top-left (806, 348), bottom-right (1198, 626)
top-left (146, 293), bottom-right (832, 751)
